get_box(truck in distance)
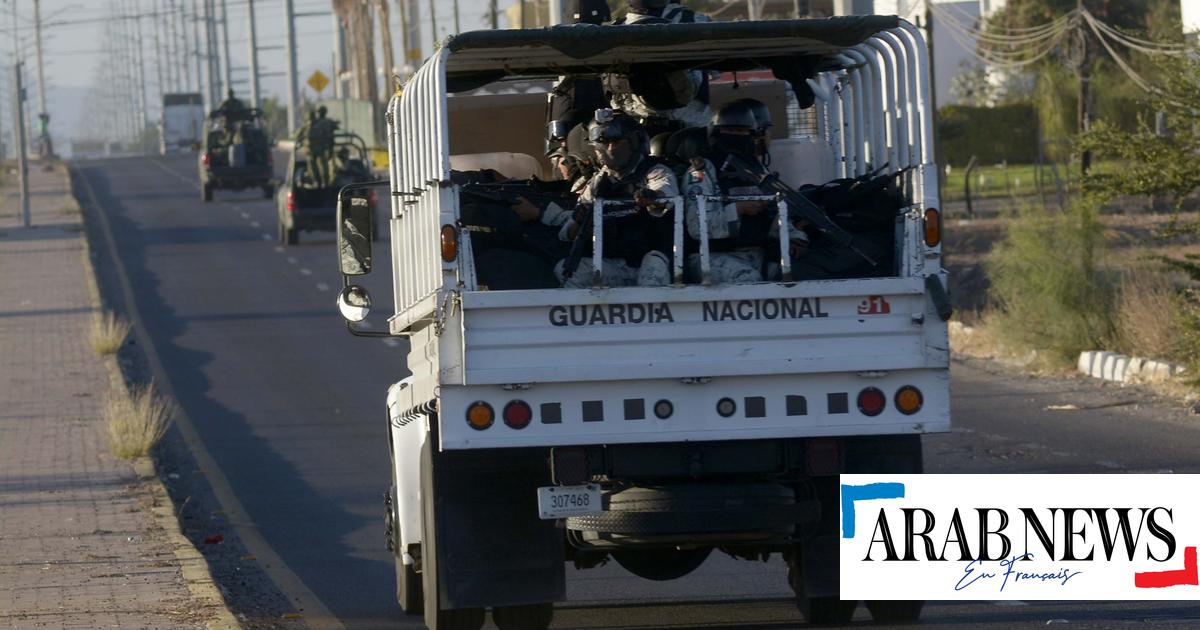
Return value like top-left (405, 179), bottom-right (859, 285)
top-left (159, 93), bottom-right (205, 154)
top-left (333, 16), bottom-right (948, 630)
top-left (276, 131), bottom-right (377, 245)
top-left (197, 107), bottom-right (274, 202)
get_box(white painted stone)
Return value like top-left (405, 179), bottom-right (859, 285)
top-left (1113, 357), bottom-right (1129, 383)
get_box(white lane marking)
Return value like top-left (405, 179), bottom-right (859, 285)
top-left (315, 283), bottom-right (330, 292)
top-left (299, 268), bottom-right (312, 276)
top-left (273, 246), bottom-right (285, 253)
top-left (241, 212), bottom-right (251, 219)
top-left (992, 601), bottom-right (1029, 606)
top-left (261, 233), bottom-right (271, 240)
top-left (1096, 461), bottom-right (1124, 470)
top-left (286, 257), bottom-right (298, 264)
top-left (382, 338), bottom-right (400, 347)
top-left (250, 221), bottom-right (260, 228)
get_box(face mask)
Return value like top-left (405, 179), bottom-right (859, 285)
top-left (714, 132), bottom-right (757, 159)
top-left (596, 137), bottom-right (636, 172)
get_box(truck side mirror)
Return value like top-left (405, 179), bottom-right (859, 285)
top-left (337, 183), bottom-right (382, 276)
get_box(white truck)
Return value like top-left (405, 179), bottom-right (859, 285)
top-left (159, 92), bottom-right (205, 154)
top-left (334, 16), bottom-right (949, 630)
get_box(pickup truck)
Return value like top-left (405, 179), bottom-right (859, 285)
top-left (198, 108), bottom-right (274, 202)
top-left (275, 131), bottom-right (377, 245)
top-left (333, 16), bottom-right (948, 630)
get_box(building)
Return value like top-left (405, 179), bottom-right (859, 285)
top-left (1184, 0), bottom-right (1200, 42)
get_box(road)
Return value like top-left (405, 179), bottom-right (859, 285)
top-left (74, 154), bottom-right (1200, 629)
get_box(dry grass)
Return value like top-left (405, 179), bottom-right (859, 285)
top-left (104, 384), bottom-right (173, 460)
top-left (1114, 267), bottom-right (1185, 362)
top-left (89, 311), bottom-right (130, 355)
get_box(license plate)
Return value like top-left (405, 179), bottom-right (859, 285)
top-left (536, 484), bottom-right (602, 520)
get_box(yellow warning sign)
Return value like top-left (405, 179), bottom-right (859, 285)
top-left (307, 70), bottom-right (330, 94)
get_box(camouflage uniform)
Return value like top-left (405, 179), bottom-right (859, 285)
top-left (554, 158), bottom-right (678, 288)
top-left (683, 157), bottom-right (806, 284)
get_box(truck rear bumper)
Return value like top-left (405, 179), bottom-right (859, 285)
top-left (433, 368), bottom-right (949, 450)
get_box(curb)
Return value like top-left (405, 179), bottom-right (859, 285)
top-left (1077, 350), bottom-right (1185, 385)
top-left (69, 164), bottom-right (242, 630)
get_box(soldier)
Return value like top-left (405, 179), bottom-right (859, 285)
top-left (682, 100), bottom-right (806, 284)
top-left (306, 106), bottom-right (339, 188)
top-left (607, 0), bottom-right (713, 135)
top-left (556, 109), bottom-right (678, 289)
top-left (545, 0), bottom-right (610, 165)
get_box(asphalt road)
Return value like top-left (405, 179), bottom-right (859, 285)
top-left (74, 154), bottom-right (1200, 629)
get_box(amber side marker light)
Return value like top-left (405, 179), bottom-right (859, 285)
top-left (441, 224), bottom-right (458, 262)
top-left (924, 208), bottom-right (941, 247)
top-left (895, 386), bottom-right (924, 415)
top-left (466, 401), bottom-right (494, 430)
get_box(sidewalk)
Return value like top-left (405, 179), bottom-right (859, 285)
top-left (0, 163), bottom-right (236, 629)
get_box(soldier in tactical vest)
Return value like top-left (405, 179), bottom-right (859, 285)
top-left (683, 100), bottom-right (806, 284)
top-left (306, 106), bottom-right (339, 188)
top-left (556, 109), bottom-right (678, 288)
top-left (606, 0), bottom-right (713, 136)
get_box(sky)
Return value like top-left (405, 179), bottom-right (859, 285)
top-left (0, 0), bottom-right (504, 148)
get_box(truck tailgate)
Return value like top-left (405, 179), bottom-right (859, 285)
top-left (451, 277), bottom-right (945, 385)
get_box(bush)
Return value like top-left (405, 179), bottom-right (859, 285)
top-left (986, 200), bottom-right (1117, 367)
top-left (105, 383), bottom-right (173, 460)
top-left (89, 311), bottom-right (130, 356)
top-left (1112, 264), bottom-right (1186, 361)
top-left (937, 103), bottom-right (1038, 167)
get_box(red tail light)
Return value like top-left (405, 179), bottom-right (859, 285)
top-left (503, 400), bottom-right (532, 430)
top-left (286, 191), bottom-right (295, 212)
top-left (266, 152), bottom-right (274, 166)
top-left (201, 153), bottom-right (210, 167)
top-left (368, 190), bottom-right (378, 209)
top-left (857, 387), bottom-right (886, 417)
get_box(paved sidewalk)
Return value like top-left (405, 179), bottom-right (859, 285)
top-left (0, 163), bottom-right (233, 629)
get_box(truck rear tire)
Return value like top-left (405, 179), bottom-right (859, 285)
top-left (491, 603), bottom-right (554, 630)
top-left (277, 220), bottom-right (297, 246)
top-left (386, 473), bottom-right (423, 613)
top-left (421, 440), bottom-right (485, 630)
top-left (865, 600), bottom-right (923, 623)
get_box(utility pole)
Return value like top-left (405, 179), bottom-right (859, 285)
top-left (32, 0), bottom-right (51, 157)
top-left (332, 11), bottom-right (345, 97)
top-left (11, 0), bottom-right (30, 227)
top-left (177, 0), bottom-right (190, 93)
top-left (192, 0), bottom-right (203, 95)
top-left (154, 4), bottom-right (165, 107)
top-left (167, 0), bottom-right (179, 92)
top-left (429, 0), bottom-right (437, 41)
top-left (200, 0), bottom-right (213, 109)
top-left (1075, 0), bottom-right (1092, 175)
top-left (454, 0), bottom-right (461, 32)
top-left (135, 7), bottom-right (148, 142)
top-left (219, 0), bottom-right (231, 96)
top-left (283, 0), bottom-right (298, 132)
top-left (489, 0), bottom-right (497, 29)
top-left (247, 0), bottom-right (260, 107)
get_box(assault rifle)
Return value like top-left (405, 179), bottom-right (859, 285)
top-left (720, 154), bottom-right (878, 267)
top-left (459, 179), bottom-right (576, 209)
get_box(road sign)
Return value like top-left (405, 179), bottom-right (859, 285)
top-left (307, 70), bottom-right (330, 94)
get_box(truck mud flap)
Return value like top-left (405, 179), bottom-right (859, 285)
top-left (924, 274), bottom-right (953, 322)
top-left (430, 446), bottom-right (565, 609)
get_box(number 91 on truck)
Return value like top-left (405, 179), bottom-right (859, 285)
top-left (333, 15), bottom-right (948, 630)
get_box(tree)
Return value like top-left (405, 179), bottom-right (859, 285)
top-left (1077, 55), bottom-right (1200, 214)
top-left (950, 60), bottom-right (995, 106)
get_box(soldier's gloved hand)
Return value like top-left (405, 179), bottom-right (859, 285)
top-left (571, 205), bottom-right (589, 225)
top-left (634, 187), bottom-right (668, 217)
top-left (511, 197), bottom-right (540, 222)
